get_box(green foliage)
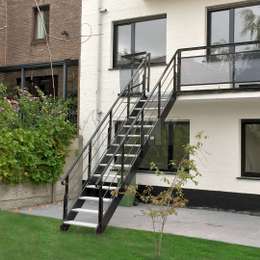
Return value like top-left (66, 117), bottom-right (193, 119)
top-left (0, 86), bottom-right (76, 184)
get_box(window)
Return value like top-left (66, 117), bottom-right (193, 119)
top-left (113, 15), bottom-right (167, 67)
top-left (139, 121), bottom-right (190, 171)
top-left (33, 5), bottom-right (49, 41)
top-left (241, 120), bottom-right (260, 177)
top-left (17, 75), bottom-right (58, 97)
top-left (208, 3), bottom-right (260, 50)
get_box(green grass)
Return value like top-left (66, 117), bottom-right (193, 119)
top-left (0, 211), bottom-right (260, 260)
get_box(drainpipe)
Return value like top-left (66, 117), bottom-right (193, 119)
top-left (96, 0), bottom-right (103, 124)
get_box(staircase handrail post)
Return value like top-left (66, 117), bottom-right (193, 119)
top-left (88, 141), bottom-right (92, 179)
top-left (127, 83), bottom-right (131, 119)
top-left (141, 109), bottom-right (144, 153)
top-left (121, 141), bottom-right (125, 183)
top-left (98, 186), bottom-right (104, 233)
top-left (107, 110), bottom-right (113, 148)
top-left (142, 58), bottom-right (147, 97)
top-left (147, 53), bottom-right (151, 93)
top-left (158, 81), bottom-right (162, 118)
top-left (63, 176), bottom-right (69, 220)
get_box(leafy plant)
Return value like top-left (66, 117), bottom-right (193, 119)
top-left (114, 132), bottom-right (207, 259)
top-left (0, 86), bottom-right (76, 184)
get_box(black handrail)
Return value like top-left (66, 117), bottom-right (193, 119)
top-left (95, 50), bottom-right (178, 185)
top-left (61, 53), bottom-right (150, 184)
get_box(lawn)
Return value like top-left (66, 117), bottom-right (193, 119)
top-left (0, 211), bottom-right (259, 260)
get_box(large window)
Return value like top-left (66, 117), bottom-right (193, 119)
top-left (208, 3), bottom-right (260, 49)
top-left (33, 5), bottom-right (49, 41)
top-left (241, 120), bottom-right (260, 178)
top-left (113, 15), bottom-right (167, 67)
top-left (139, 121), bottom-right (190, 171)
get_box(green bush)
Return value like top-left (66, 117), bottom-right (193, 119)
top-left (0, 84), bottom-right (76, 184)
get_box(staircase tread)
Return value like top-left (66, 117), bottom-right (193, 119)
top-left (79, 196), bottom-right (112, 202)
top-left (86, 185), bottom-right (118, 190)
top-left (64, 220), bottom-right (98, 229)
top-left (71, 208), bottom-right (98, 214)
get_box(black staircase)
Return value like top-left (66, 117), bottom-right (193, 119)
top-left (60, 50), bottom-right (179, 234)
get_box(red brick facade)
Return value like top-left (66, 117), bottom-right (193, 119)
top-left (0, 0), bottom-right (81, 66)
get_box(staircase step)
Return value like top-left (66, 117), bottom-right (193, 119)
top-left (111, 143), bottom-right (140, 147)
top-left (64, 220), bottom-right (97, 229)
top-left (93, 173), bottom-right (120, 179)
top-left (79, 196), bottom-right (112, 203)
top-left (99, 163), bottom-right (132, 168)
top-left (117, 134), bottom-right (149, 138)
top-left (134, 107), bottom-right (163, 111)
top-left (86, 185), bottom-right (118, 190)
top-left (71, 208), bottom-right (98, 214)
top-left (107, 153), bottom-right (137, 158)
top-left (123, 125), bottom-right (153, 128)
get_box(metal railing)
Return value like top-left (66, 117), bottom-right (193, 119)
top-left (61, 53), bottom-right (151, 221)
top-left (178, 40), bottom-right (260, 90)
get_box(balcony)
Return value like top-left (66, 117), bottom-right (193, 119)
top-left (175, 41), bottom-right (260, 96)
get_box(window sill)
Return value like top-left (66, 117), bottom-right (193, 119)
top-left (108, 62), bottom-right (167, 71)
top-left (237, 176), bottom-right (260, 181)
top-left (137, 169), bottom-right (177, 175)
top-left (31, 39), bottom-right (48, 45)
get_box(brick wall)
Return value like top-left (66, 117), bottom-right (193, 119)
top-left (0, 0), bottom-right (7, 64)
top-left (3, 0), bottom-right (81, 66)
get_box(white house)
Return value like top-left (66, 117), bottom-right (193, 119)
top-left (61, 0), bottom-right (260, 232)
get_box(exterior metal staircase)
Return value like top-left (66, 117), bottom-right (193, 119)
top-left (60, 51), bottom-right (179, 234)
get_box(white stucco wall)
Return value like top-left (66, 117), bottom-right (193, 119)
top-left (137, 96), bottom-right (260, 195)
top-left (80, 0), bottom-right (244, 137)
top-left (80, 0), bottom-right (260, 195)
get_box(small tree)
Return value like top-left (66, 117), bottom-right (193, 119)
top-left (115, 132), bottom-right (207, 259)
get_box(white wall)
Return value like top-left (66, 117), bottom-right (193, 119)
top-left (80, 0), bottom-right (243, 138)
top-left (137, 96), bottom-right (260, 195)
top-left (80, 0), bottom-right (260, 194)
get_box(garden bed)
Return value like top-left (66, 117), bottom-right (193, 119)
top-left (0, 137), bottom-right (82, 209)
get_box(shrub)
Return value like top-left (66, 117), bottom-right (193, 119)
top-left (0, 84), bottom-right (76, 184)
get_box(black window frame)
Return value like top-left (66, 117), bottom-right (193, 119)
top-left (207, 1), bottom-right (260, 47)
top-left (33, 4), bottom-right (50, 42)
top-left (138, 121), bottom-right (190, 172)
top-left (241, 119), bottom-right (260, 178)
top-left (113, 14), bottom-right (167, 68)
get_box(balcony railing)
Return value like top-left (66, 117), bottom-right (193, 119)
top-left (176, 40), bottom-right (260, 92)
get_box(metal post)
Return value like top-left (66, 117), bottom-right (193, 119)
top-left (142, 58), bottom-right (147, 97)
top-left (107, 110), bottom-right (112, 148)
top-left (158, 81), bottom-right (161, 119)
top-left (63, 61), bottom-right (68, 99)
top-left (21, 67), bottom-right (25, 91)
top-left (127, 83), bottom-right (130, 119)
top-left (177, 50), bottom-right (181, 92)
top-left (147, 53), bottom-right (151, 93)
top-left (173, 55), bottom-right (177, 92)
top-left (97, 187), bottom-right (104, 233)
top-left (121, 142), bottom-right (125, 183)
top-left (141, 110), bottom-right (144, 153)
top-left (88, 142), bottom-right (92, 179)
top-left (63, 176), bottom-right (69, 220)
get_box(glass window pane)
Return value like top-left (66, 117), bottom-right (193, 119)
top-left (210, 10), bottom-right (230, 45)
top-left (139, 123), bottom-right (169, 170)
top-left (172, 123), bottom-right (190, 165)
top-left (180, 54), bottom-right (232, 86)
top-left (235, 5), bottom-right (260, 43)
top-left (36, 11), bottom-right (46, 39)
top-left (116, 24), bottom-right (132, 66)
top-left (245, 123), bottom-right (260, 174)
top-left (235, 51), bottom-right (260, 83)
top-left (135, 18), bottom-right (166, 64)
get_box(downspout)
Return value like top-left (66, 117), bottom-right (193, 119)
top-left (96, 0), bottom-right (103, 124)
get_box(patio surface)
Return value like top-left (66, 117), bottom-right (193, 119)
top-left (17, 202), bottom-right (260, 248)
